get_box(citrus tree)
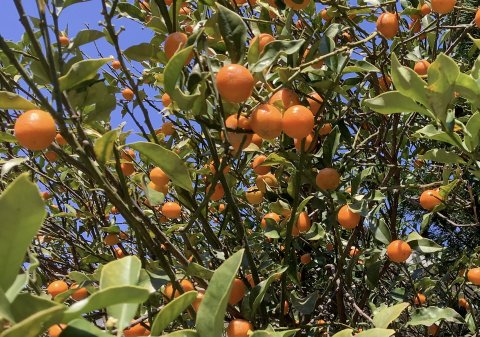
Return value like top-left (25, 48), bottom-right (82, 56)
top-left (1, 0), bottom-right (480, 336)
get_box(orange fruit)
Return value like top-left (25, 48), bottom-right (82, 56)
top-left (47, 280), bottom-right (69, 298)
top-left (321, 9), bottom-right (331, 21)
top-left (111, 60), bottom-right (121, 70)
top-left (124, 323), bottom-right (147, 337)
top-left (296, 211), bottom-right (311, 233)
top-left (70, 283), bottom-right (89, 301)
top-left (162, 93), bottom-right (172, 107)
top-left (316, 168), bottom-right (341, 191)
top-left (45, 151), bottom-right (58, 162)
top-left (431, 0), bottom-right (456, 14)
top-left (104, 233), bottom-right (120, 246)
top-left (160, 122), bottom-right (175, 136)
top-left (150, 167), bottom-right (170, 186)
top-left (163, 279), bottom-right (195, 299)
top-left (229, 278), bottom-right (246, 305)
top-left (164, 32), bottom-right (188, 60)
top-left (326, 243), bottom-right (334, 251)
top-left (376, 12), bottom-right (399, 39)
top-left (252, 155), bottom-right (270, 175)
top-left (162, 201), bottom-right (182, 219)
top-left (319, 122), bottom-right (332, 136)
top-left (467, 267), bottom-right (480, 285)
top-left (48, 324), bottom-right (67, 337)
top-left (300, 253), bottom-right (311, 264)
top-left (268, 88), bottom-right (301, 111)
top-left (41, 191), bottom-right (51, 200)
top-left (475, 9), bottom-right (480, 27)
top-left (226, 319), bottom-right (253, 337)
top-left (282, 105), bottom-right (314, 139)
top-left (414, 60), bottom-right (430, 75)
top-left (245, 187), bottom-right (263, 205)
top-left (250, 104), bottom-right (283, 140)
top-left (378, 75), bottom-right (392, 92)
top-left (409, 18), bottom-right (421, 33)
top-left (179, 5), bottom-right (190, 15)
top-left (14, 110), bottom-right (56, 151)
top-left (386, 240), bottom-right (412, 263)
top-left (119, 231), bottom-right (128, 240)
top-left (216, 64), bottom-right (254, 103)
top-left (419, 189), bottom-right (443, 210)
top-left (458, 297), bottom-right (469, 309)
top-left (294, 133), bottom-right (316, 152)
top-left (256, 173), bottom-right (278, 193)
top-left (122, 88), bottom-right (134, 101)
top-left (59, 36), bottom-right (69, 47)
top-left (192, 290), bottom-right (205, 311)
top-left (414, 293), bottom-right (427, 305)
top-left (307, 92), bottom-right (323, 114)
top-left (209, 160), bottom-right (231, 175)
top-left (225, 114), bottom-right (253, 151)
top-left (337, 205), bottom-right (361, 229)
top-left (121, 163), bottom-right (135, 176)
top-left (428, 324), bottom-right (439, 336)
top-left (207, 183), bottom-right (224, 201)
top-left (284, 0), bottom-right (310, 10)
top-left (121, 149), bottom-right (136, 161)
top-left (261, 212), bottom-right (281, 229)
top-left (349, 247), bottom-right (360, 257)
top-left (421, 3), bottom-right (432, 15)
top-left (251, 133), bottom-right (263, 147)
top-left (55, 133), bottom-right (67, 146)
top-left (250, 33), bottom-right (274, 53)
top-left (114, 247), bottom-right (125, 258)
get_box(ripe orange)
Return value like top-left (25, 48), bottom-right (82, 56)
top-left (414, 60), bottom-right (430, 75)
top-left (121, 163), bottom-right (135, 176)
top-left (104, 233), bottom-right (120, 246)
top-left (284, 0), bottom-right (310, 10)
top-left (250, 33), bottom-right (274, 53)
top-left (111, 60), bottom-right (121, 70)
top-left (114, 247), bottom-right (125, 258)
top-left (428, 324), bottom-right (439, 336)
top-left (261, 212), bottom-right (281, 229)
top-left (252, 155), bottom-right (270, 175)
top-left (55, 133), bottom-right (67, 146)
top-left (216, 64), bottom-right (254, 103)
top-left (414, 293), bottom-right (427, 305)
top-left (431, 0), bottom-right (456, 14)
top-left (458, 297), bottom-right (469, 309)
top-left (122, 88), bottom-right (134, 101)
top-left (386, 240), bottom-right (412, 263)
top-left (207, 183), bottom-right (224, 201)
top-left (421, 3), bottom-right (432, 15)
top-left (192, 290), bottom-right (205, 311)
top-left (337, 205), bottom-right (361, 229)
top-left (226, 319), bottom-right (253, 337)
top-left (70, 283), bottom-right (89, 301)
top-left (251, 133), bottom-right (263, 147)
top-left (48, 324), bottom-right (67, 337)
top-left (296, 211), bottom-right (311, 233)
top-left (225, 114), bottom-right (253, 151)
top-left (150, 167), bottom-right (170, 186)
top-left (229, 278), bottom-right (246, 305)
top-left (268, 88), bottom-right (301, 111)
top-left (419, 189), bottom-right (443, 210)
top-left (321, 9), bottom-right (331, 21)
top-left (14, 110), bottom-right (56, 151)
top-left (47, 280), bottom-right (69, 298)
top-left (45, 151), bottom-right (58, 162)
top-left (121, 149), bottom-right (136, 161)
top-left (378, 75), bottom-right (392, 92)
top-left (282, 105), bottom-right (314, 139)
top-left (250, 104), bottom-right (283, 140)
top-left (164, 32), bottom-right (188, 60)
top-left (467, 267), bottom-right (480, 285)
top-left (41, 191), bottom-right (51, 200)
top-left (162, 93), bottom-right (172, 107)
top-left (319, 122), bottom-right (332, 136)
top-left (300, 253), bottom-right (311, 264)
top-left (163, 279), bottom-right (195, 299)
top-left (161, 122), bottom-right (175, 136)
top-left (294, 133), bottom-right (316, 152)
top-left (409, 18), bottom-right (421, 33)
top-left (124, 323), bottom-right (147, 337)
top-left (376, 12), bottom-right (399, 39)
top-left (316, 168), bottom-right (341, 191)
top-left (162, 201), bottom-right (182, 219)
top-left (475, 9), bottom-right (480, 27)
top-left (307, 92), bottom-right (323, 114)
top-left (349, 247), bottom-right (360, 257)
top-left (245, 187), bottom-right (263, 205)
top-left (256, 173), bottom-right (278, 193)
top-left (59, 35), bottom-right (69, 47)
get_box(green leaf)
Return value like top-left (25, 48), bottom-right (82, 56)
top-left (1, 157), bottom-right (28, 177)
top-left (406, 232), bottom-right (443, 253)
top-left (465, 112), bottom-right (480, 151)
top-left (250, 330), bottom-right (299, 337)
top-left (0, 91), bottom-right (39, 110)
top-left (94, 128), bottom-right (120, 164)
top-left (60, 318), bottom-right (112, 337)
top-left (420, 149), bottom-right (465, 164)
top-left (10, 293), bottom-right (58, 322)
top-left (332, 329), bottom-right (354, 337)
top-left (196, 249), bottom-right (244, 337)
top-left (151, 291), bottom-right (197, 335)
top-left (454, 73), bottom-right (480, 106)
top-left (368, 219), bottom-right (391, 245)
top-left (291, 291), bottom-right (318, 315)
top-left (252, 40), bottom-right (305, 72)
top-left (59, 58), bottom-right (112, 91)
top-left (5, 253), bottom-right (39, 302)
top-left (0, 131), bottom-right (17, 143)
top-left (128, 142), bottom-right (193, 192)
top-left (0, 174), bottom-right (46, 292)
top-left (72, 29), bottom-right (104, 47)
top-left (0, 288), bottom-right (14, 322)
top-left (414, 124), bottom-right (465, 149)
top-left (216, 4), bottom-right (247, 63)
top-left (162, 330), bottom-right (199, 337)
top-left (249, 267), bottom-right (288, 318)
top-left (390, 53), bottom-right (430, 108)
top-left (62, 285), bottom-right (150, 320)
top-left (407, 306), bottom-right (464, 326)
top-left (373, 302), bottom-right (409, 328)
top-left (343, 60), bottom-right (380, 73)
top-left (123, 43), bottom-right (156, 62)
top-left (363, 91), bottom-right (429, 115)
top-left (185, 263), bottom-right (214, 281)
top-left (356, 328), bottom-right (395, 337)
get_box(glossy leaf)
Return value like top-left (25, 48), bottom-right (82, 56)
top-left (93, 128), bottom-right (120, 164)
top-left (420, 149), bottom-right (465, 164)
top-left (216, 4), bottom-right (247, 63)
top-left (373, 302), bottom-right (409, 328)
top-left (332, 329), bottom-right (354, 337)
top-left (151, 291), bottom-right (197, 335)
top-left (72, 29), bottom-right (104, 47)
top-left (343, 60), bottom-right (380, 73)
top-left (0, 289), bottom-right (14, 322)
top-left (0, 91), bottom-right (39, 110)
top-left (123, 43), bottom-right (156, 62)
top-left (61, 318), bottom-right (112, 337)
top-left (407, 232), bottom-right (443, 253)
top-left (196, 249), bottom-right (244, 337)
top-left (356, 328), bottom-right (395, 337)
top-left (363, 91), bottom-right (429, 115)
top-left (391, 53), bottom-right (429, 108)
top-left (407, 306), bottom-right (464, 326)
top-left (250, 330), bottom-right (299, 337)
top-left (162, 330), bottom-right (199, 337)
top-left (252, 40), bottom-right (305, 72)
top-left (59, 58), bottom-right (112, 91)
top-left (249, 267), bottom-right (288, 318)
